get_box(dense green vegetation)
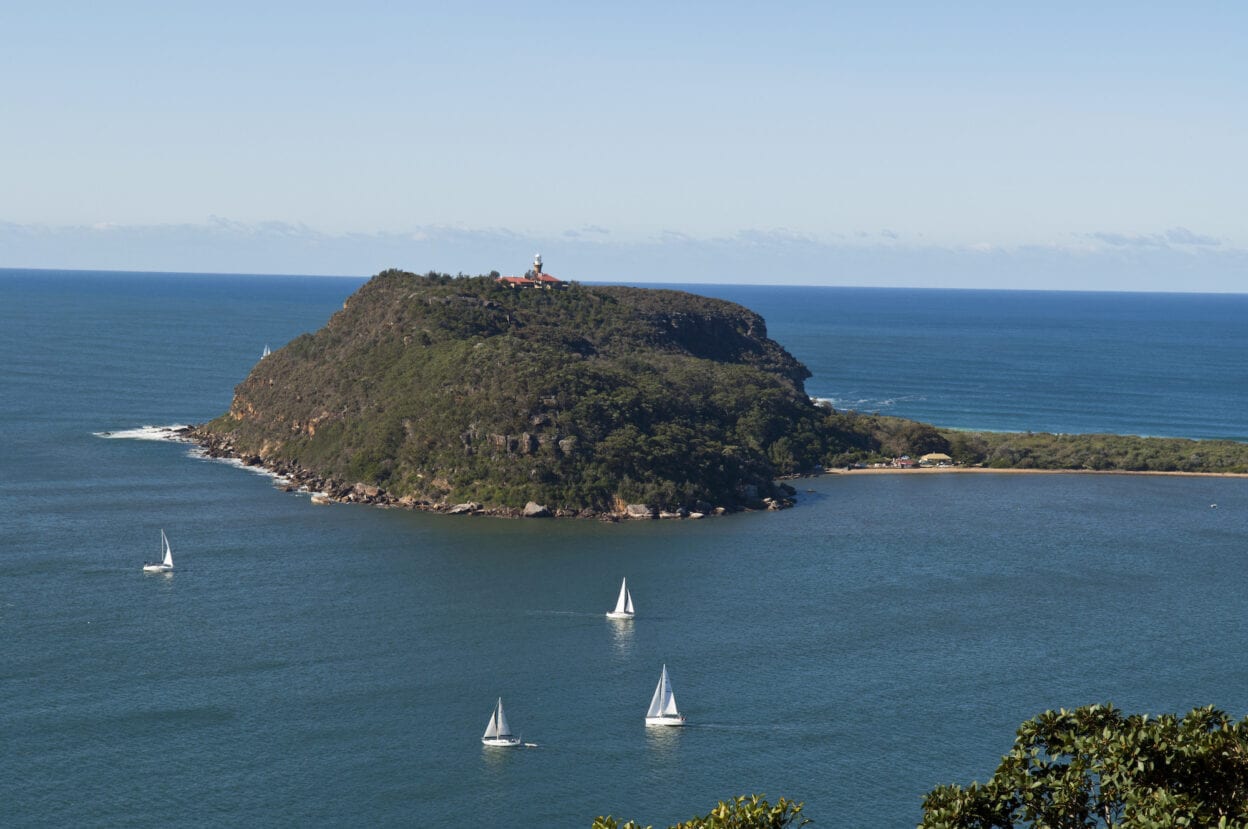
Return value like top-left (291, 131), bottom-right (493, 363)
top-left (921, 704), bottom-right (1248, 828)
top-left (199, 270), bottom-right (840, 512)
top-left (593, 794), bottom-right (808, 829)
top-left (196, 270), bottom-right (1248, 514)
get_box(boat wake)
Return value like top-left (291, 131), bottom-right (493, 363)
top-left (693, 722), bottom-right (805, 734)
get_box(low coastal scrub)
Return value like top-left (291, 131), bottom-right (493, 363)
top-left (818, 411), bottom-right (1248, 474)
top-left (942, 429), bottom-right (1248, 473)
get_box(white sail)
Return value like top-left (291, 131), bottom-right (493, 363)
top-left (662, 684), bottom-right (680, 716)
top-left (262, 344), bottom-right (271, 358)
top-left (144, 530), bottom-right (174, 572)
top-left (647, 666), bottom-right (670, 718)
top-left (494, 699), bottom-right (511, 737)
top-left (483, 700), bottom-right (501, 739)
top-left (645, 665), bottom-right (683, 725)
top-left (482, 697), bottom-right (520, 745)
top-left (608, 577), bottom-right (635, 618)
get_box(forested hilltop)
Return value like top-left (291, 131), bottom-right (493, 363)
top-left (194, 270), bottom-right (853, 515)
top-left (192, 270), bottom-right (1248, 517)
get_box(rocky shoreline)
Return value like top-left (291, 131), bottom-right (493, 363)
top-left (183, 426), bottom-right (797, 520)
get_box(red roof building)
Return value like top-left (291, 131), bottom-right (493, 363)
top-left (496, 254), bottom-right (565, 288)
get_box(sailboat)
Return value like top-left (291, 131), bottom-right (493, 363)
top-left (262, 344), bottom-right (272, 359)
top-left (481, 697), bottom-right (522, 747)
top-left (645, 664), bottom-right (686, 727)
top-left (606, 577), bottom-right (635, 619)
top-left (142, 529), bottom-right (174, 573)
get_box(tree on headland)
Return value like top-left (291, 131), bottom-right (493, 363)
top-left (919, 704), bottom-right (1248, 828)
top-left (593, 794), bottom-right (809, 829)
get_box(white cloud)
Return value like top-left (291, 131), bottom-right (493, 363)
top-left (1164, 226), bottom-right (1221, 247)
top-left (1089, 227), bottom-right (1223, 250)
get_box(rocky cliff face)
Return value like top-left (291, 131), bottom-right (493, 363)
top-left (194, 270), bottom-right (830, 515)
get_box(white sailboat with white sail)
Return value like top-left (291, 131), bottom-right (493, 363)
top-left (142, 529), bottom-right (174, 573)
top-left (481, 697), bottom-right (522, 747)
top-left (262, 344), bottom-right (272, 359)
top-left (645, 664), bottom-right (685, 727)
top-left (606, 577), bottom-right (635, 619)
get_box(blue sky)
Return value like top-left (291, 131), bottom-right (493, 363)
top-left (1, 2), bottom-right (1244, 289)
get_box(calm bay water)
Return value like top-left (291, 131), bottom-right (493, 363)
top-left (2, 269), bottom-right (1247, 827)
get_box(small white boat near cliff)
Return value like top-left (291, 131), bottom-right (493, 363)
top-left (262, 344), bottom-right (272, 359)
top-left (482, 697), bottom-right (522, 747)
top-left (606, 577), bottom-right (635, 619)
top-left (142, 529), bottom-right (174, 573)
top-left (645, 664), bottom-right (685, 727)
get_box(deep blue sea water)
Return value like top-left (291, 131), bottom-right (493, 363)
top-left (2, 269), bottom-right (1247, 828)
top-left (670, 284), bottom-right (1248, 442)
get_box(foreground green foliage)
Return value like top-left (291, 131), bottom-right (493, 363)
top-left (593, 794), bottom-right (809, 829)
top-left (921, 704), bottom-right (1248, 828)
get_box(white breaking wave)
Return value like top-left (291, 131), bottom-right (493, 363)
top-left (183, 446), bottom-right (293, 486)
top-left (96, 424), bottom-right (297, 489)
top-left (811, 394), bottom-right (928, 412)
top-left (93, 424), bottom-right (194, 442)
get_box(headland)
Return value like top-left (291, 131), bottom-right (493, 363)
top-left (190, 267), bottom-right (1248, 518)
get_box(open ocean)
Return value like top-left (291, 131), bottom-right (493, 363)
top-left (2, 269), bottom-right (1247, 828)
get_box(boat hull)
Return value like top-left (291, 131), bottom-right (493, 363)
top-left (645, 715), bottom-right (686, 727)
top-left (481, 736), bottom-right (522, 747)
top-left (605, 611), bottom-right (634, 620)
top-left (142, 564), bottom-right (173, 573)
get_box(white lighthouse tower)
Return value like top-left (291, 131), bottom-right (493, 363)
top-left (533, 253), bottom-right (543, 275)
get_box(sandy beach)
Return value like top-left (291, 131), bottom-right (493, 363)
top-left (824, 466), bottom-right (1248, 479)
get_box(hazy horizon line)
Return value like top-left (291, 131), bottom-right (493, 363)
top-left (4, 264), bottom-right (1246, 297)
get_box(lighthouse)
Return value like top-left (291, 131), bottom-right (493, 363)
top-left (496, 254), bottom-right (562, 288)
